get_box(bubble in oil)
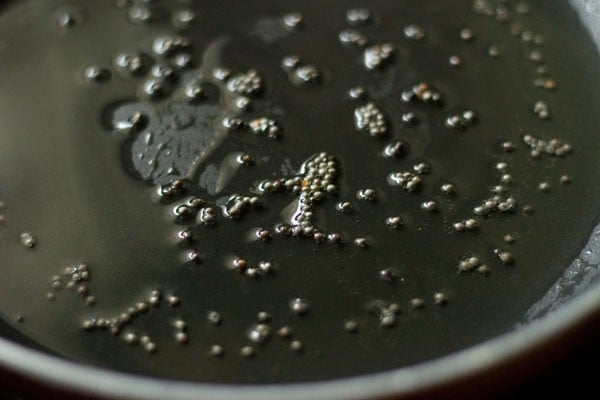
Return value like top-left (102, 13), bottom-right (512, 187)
top-left (282, 12), bottom-right (304, 30)
top-left (56, 7), bottom-right (82, 30)
top-left (404, 24), bottom-right (426, 40)
top-left (289, 298), bottom-right (310, 315)
top-left (363, 43), bottom-right (394, 70)
top-left (19, 232), bottom-right (37, 248)
top-left (346, 8), bottom-right (371, 26)
top-left (354, 103), bottom-right (389, 137)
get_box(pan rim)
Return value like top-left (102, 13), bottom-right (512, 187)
top-left (0, 284), bottom-right (597, 400)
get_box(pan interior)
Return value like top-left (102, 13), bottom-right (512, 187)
top-left (0, 0), bottom-right (599, 384)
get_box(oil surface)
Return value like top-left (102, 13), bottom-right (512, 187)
top-left (0, 0), bottom-right (599, 384)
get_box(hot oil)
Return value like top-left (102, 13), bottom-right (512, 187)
top-left (0, 0), bottom-right (599, 383)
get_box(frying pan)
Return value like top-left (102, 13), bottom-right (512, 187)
top-left (0, 0), bottom-right (598, 399)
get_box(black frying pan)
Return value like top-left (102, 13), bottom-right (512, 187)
top-left (0, 0), bottom-right (598, 398)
